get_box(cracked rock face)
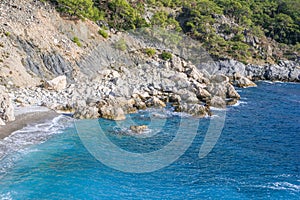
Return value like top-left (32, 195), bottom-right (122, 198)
top-left (0, 86), bottom-right (15, 124)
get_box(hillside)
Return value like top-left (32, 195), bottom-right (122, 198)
top-left (0, 0), bottom-right (299, 126)
top-left (48, 0), bottom-right (299, 64)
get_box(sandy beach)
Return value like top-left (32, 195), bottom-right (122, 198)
top-left (0, 107), bottom-right (59, 139)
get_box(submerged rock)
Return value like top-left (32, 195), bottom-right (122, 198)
top-left (130, 125), bottom-right (148, 133)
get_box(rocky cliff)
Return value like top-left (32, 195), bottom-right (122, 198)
top-left (0, 0), bottom-right (299, 125)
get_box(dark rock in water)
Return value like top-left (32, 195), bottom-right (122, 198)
top-left (130, 125), bottom-right (148, 133)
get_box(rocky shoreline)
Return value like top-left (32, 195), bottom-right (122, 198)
top-left (0, 0), bottom-right (299, 129)
top-left (1, 54), bottom-right (299, 128)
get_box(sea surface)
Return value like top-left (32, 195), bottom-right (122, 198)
top-left (0, 82), bottom-right (299, 199)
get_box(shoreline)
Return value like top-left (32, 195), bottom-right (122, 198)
top-left (0, 107), bottom-right (59, 140)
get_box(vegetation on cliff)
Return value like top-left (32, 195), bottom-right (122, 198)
top-left (48, 0), bottom-right (299, 63)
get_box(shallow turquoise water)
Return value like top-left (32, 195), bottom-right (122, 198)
top-left (0, 82), bottom-right (299, 199)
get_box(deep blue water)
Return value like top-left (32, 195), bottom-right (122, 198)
top-left (0, 82), bottom-right (299, 199)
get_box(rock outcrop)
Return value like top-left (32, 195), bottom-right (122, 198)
top-left (211, 59), bottom-right (300, 82)
top-left (1, 1), bottom-right (298, 124)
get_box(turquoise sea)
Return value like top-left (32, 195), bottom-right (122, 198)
top-left (0, 82), bottom-right (299, 199)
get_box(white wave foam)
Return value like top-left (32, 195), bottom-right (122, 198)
top-left (210, 107), bottom-right (226, 111)
top-left (261, 80), bottom-right (274, 84)
top-left (0, 192), bottom-right (13, 200)
top-left (260, 182), bottom-right (300, 192)
top-left (231, 100), bottom-right (247, 107)
top-left (0, 115), bottom-right (73, 176)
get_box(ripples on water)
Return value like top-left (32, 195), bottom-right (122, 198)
top-left (0, 82), bottom-right (299, 199)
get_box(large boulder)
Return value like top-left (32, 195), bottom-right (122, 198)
top-left (45, 75), bottom-right (67, 91)
top-left (0, 86), bottom-right (15, 125)
top-left (98, 105), bottom-right (126, 121)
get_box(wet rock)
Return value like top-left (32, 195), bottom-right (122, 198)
top-left (130, 125), bottom-right (148, 133)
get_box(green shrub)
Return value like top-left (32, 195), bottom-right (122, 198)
top-left (161, 51), bottom-right (172, 60)
top-left (98, 29), bottom-right (109, 38)
top-left (145, 48), bottom-right (156, 57)
top-left (56, 0), bottom-right (103, 21)
top-left (72, 37), bottom-right (82, 47)
top-left (114, 38), bottom-right (127, 51)
top-left (4, 32), bottom-right (10, 37)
